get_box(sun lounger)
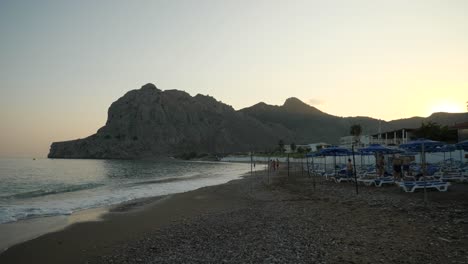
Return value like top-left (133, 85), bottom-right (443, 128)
top-left (356, 178), bottom-right (375, 186)
top-left (437, 172), bottom-right (465, 182)
top-left (373, 177), bottom-right (395, 187)
top-left (331, 173), bottom-right (354, 183)
top-left (397, 181), bottom-right (450, 193)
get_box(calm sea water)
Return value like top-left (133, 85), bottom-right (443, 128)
top-left (0, 158), bottom-right (249, 224)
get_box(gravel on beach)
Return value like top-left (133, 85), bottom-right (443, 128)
top-left (94, 168), bottom-right (468, 264)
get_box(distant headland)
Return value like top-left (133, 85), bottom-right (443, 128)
top-left (48, 83), bottom-right (468, 159)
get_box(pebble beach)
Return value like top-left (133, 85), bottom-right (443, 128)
top-left (1, 165), bottom-right (467, 263)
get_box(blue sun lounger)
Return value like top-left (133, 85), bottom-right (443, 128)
top-left (397, 181), bottom-right (450, 193)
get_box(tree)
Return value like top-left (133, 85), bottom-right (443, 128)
top-left (414, 121), bottom-right (457, 142)
top-left (297, 146), bottom-right (305, 154)
top-left (350, 124), bottom-right (362, 145)
top-left (278, 139), bottom-right (285, 153)
top-left (290, 142), bottom-right (297, 152)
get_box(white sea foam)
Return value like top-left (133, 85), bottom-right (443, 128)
top-left (0, 159), bottom-right (249, 224)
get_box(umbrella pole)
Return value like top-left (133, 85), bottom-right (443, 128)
top-left (267, 156), bottom-right (270, 185)
top-left (324, 157), bottom-right (327, 174)
top-left (422, 143), bottom-right (427, 206)
top-left (360, 155), bottom-right (363, 172)
top-left (312, 157), bottom-right (316, 190)
top-left (334, 155), bottom-right (337, 176)
top-left (301, 157), bottom-right (304, 177)
top-left (250, 151), bottom-right (253, 178)
top-left (352, 144), bottom-right (359, 195)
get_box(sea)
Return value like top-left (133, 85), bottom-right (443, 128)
top-left (0, 158), bottom-right (250, 224)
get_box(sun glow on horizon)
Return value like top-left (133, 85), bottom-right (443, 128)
top-left (428, 100), bottom-right (466, 115)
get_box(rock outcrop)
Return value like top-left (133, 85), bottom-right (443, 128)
top-left (48, 83), bottom-right (293, 159)
top-left (49, 83), bottom-right (468, 159)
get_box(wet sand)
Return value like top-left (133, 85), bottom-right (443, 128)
top-left (0, 207), bottom-right (108, 252)
top-left (1, 167), bottom-right (467, 263)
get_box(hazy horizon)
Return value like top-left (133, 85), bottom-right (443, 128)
top-left (1, 0), bottom-right (467, 157)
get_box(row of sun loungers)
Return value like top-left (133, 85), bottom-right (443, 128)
top-left (305, 164), bottom-right (463, 192)
top-left (316, 171), bottom-right (453, 192)
top-left (433, 171), bottom-right (468, 182)
top-left (397, 181), bottom-right (450, 192)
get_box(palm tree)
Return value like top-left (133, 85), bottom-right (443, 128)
top-left (278, 139), bottom-right (285, 153)
top-left (290, 142), bottom-right (296, 153)
top-left (350, 124), bottom-right (362, 146)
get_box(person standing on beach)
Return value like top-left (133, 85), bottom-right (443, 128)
top-left (402, 157), bottom-right (410, 176)
top-left (392, 154), bottom-right (402, 180)
top-left (276, 158), bottom-right (280, 170)
top-left (346, 158), bottom-right (353, 178)
top-left (272, 159), bottom-right (276, 171)
top-left (377, 155), bottom-right (385, 177)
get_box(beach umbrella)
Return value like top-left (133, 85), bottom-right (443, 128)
top-left (455, 140), bottom-right (468, 151)
top-left (358, 144), bottom-right (403, 175)
top-left (315, 146), bottom-right (352, 176)
top-left (358, 144), bottom-right (403, 155)
top-left (455, 140), bottom-right (468, 163)
top-left (436, 145), bottom-right (456, 165)
top-left (400, 139), bottom-right (443, 171)
top-left (400, 139), bottom-right (443, 205)
top-left (306, 151), bottom-right (323, 174)
top-left (400, 139), bottom-right (443, 153)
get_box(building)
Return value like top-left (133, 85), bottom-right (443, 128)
top-left (369, 128), bottom-right (416, 146)
top-left (339, 128), bottom-right (416, 148)
top-left (451, 122), bottom-right (468, 142)
top-left (296, 142), bottom-right (332, 152)
top-left (339, 135), bottom-right (371, 149)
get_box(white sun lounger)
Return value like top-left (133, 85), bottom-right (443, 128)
top-left (373, 177), bottom-right (395, 187)
top-left (437, 172), bottom-right (466, 182)
top-left (332, 175), bottom-right (354, 183)
top-left (398, 181), bottom-right (450, 193)
top-left (356, 178), bottom-right (375, 186)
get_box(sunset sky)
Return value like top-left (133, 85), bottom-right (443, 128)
top-left (1, 0), bottom-right (467, 157)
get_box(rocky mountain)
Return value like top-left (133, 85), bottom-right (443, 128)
top-left (48, 83), bottom-right (468, 159)
top-left (48, 84), bottom-right (293, 159)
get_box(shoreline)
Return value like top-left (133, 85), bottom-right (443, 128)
top-left (0, 207), bottom-right (108, 253)
top-left (0, 161), bottom-right (253, 253)
top-left (0, 169), bottom-right (251, 253)
top-left (0, 172), bottom-right (257, 264)
top-left (1, 167), bottom-right (467, 263)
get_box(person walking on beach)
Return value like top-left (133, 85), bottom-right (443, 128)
top-left (402, 157), bottom-right (410, 176)
top-left (377, 155), bottom-right (385, 177)
top-left (272, 159), bottom-right (276, 171)
top-left (276, 158), bottom-right (280, 170)
top-left (392, 154), bottom-right (402, 180)
top-left (346, 158), bottom-right (353, 178)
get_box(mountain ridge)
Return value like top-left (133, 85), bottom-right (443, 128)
top-left (48, 83), bottom-right (468, 159)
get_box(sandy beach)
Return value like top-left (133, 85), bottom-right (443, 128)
top-left (1, 166), bottom-right (467, 264)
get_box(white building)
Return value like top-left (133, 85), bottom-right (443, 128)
top-left (339, 135), bottom-right (371, 149)
top-left (369, 128), bottom-right (415, 146)
top-left (297, 142), bottom-right (332, 152)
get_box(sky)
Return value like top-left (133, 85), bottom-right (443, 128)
top-left (1, 0), bottom-right (467, 157)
